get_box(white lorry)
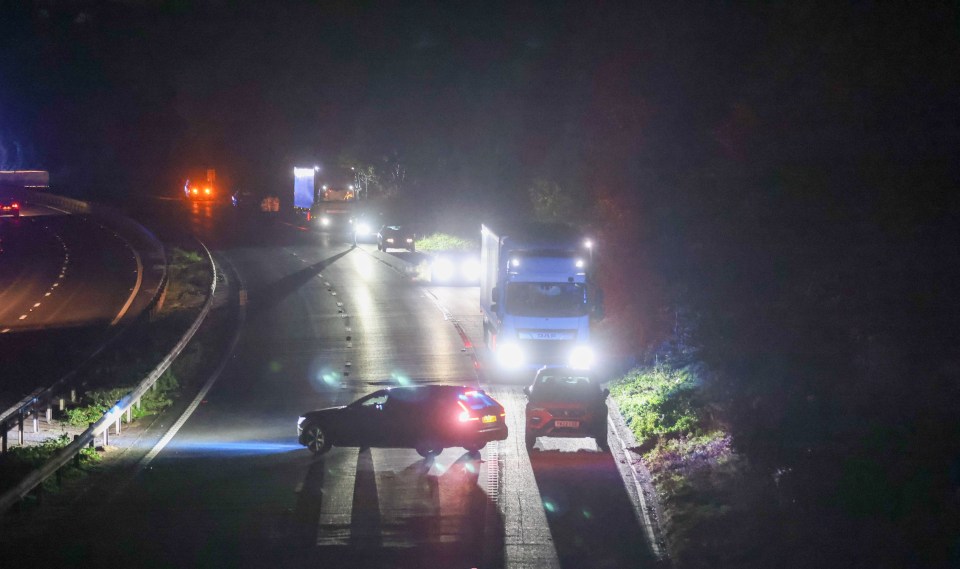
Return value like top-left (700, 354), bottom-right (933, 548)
top-left (480, 223), bottom-right (601, 372)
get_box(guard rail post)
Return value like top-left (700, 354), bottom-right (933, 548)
top-left (1, 420), bottom-right (7, 453)
top-left (18, 411), bottom-right (24, 445)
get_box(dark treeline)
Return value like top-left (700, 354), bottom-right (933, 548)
top-left (2, 1), bottom-right (959, 566)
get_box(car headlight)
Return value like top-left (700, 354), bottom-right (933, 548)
top-left (356, 222), bottom-right (371, 236)
top-left (320, 217), bottom-right (330, 226)
top-left (496, 342), bottom-right (525, 369)
top-left (461, 258), bottom-right (480, 281)
top-left (569, 345), bottom-right (595, 370)
top-left (432, 258), bottom-right (455, 281)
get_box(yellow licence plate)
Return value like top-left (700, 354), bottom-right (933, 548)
top-left (481, 415), bottom-right (497, 423)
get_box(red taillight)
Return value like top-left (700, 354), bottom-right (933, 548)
top-left (457, 400), bottom-right (479, 422)
top-left (11, 203), bottom-right (18, 209)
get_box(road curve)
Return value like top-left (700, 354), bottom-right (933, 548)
top-left (0, 201), bottom-right (144, 408)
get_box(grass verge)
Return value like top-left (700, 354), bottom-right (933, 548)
top-left (610, 361), bottom-right (764, 566)
top-left (414, 232), bottom-right (478, 252)
top-left (0, 434), bottom-right (102, 497)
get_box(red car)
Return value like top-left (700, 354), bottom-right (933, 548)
top-left (298, 385), bottom-right (507, 457)
top-left (0, 197), bottom-right (21, 218)
top-left (524, 367), bottom-right (610, 451)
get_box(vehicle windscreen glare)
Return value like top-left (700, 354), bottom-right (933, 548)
top-left (532, 374), bottom-right (599, 401)
top-left (505, 282), bottom-right (587, 317)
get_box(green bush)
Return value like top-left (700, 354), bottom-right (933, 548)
top-left (64, 369), bottom-right (180, 427)
top-left (610, 363), bottom-right (704, 443)
top-left (0, 433), bottom-right (100, 494)
top-left (415, 233), bottom-right (478, 252)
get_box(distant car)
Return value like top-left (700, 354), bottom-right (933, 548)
top-left (0, 196), bottom-right (21, 218)
top-left (377, 225), bottom-right (416, 252)
top-left (428, 251), bottom-right (480, 284)
top-left (298, 385), bottom-right (508, 457)
top-left (524, 367), bottom-right (609, 451)
top-left (231, 189), bottom-right (254, 208)
top-left (232, 190), bottom-right (278, 212)
top-left (351, 215), bottom-right (381, 244)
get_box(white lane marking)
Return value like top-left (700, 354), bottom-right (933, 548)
top-left (110, 235), bottom-right (143, 326)
top-left (18, 315), bottom-right (27, 320)
top-left (33, 302), bottom-right (41, 308)
top-left (314, 449), bottom-right (360, 546)
top-left (1, 328), bottom-right (9, 333)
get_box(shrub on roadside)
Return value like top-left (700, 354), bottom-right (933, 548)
top-left (0, 434), bottom-right (101, 494)
top-left (63, 369), bottom-right (180, 427)
top-left (610, 363), bottom-right (704, 444)
top-left (415, 233), bottom-right (477, 252)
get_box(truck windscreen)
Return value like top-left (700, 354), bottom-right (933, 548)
top-left (504, 282), bottom-right (587, 317)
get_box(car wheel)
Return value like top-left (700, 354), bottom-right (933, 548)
top-left (416, 446), bottom-right (442, 458)
top-left (525, 431), bottom-right (536, 451)
top-left (305, 425), bottom-right (331, 455)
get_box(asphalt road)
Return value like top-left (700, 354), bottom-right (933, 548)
top-left (2, 202), bottom-right (657, 568)
top-left (0, 201), bottom-right (144, 408)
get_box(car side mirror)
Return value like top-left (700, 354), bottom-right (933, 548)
top-left (523, 386), bottom-right (531, 396)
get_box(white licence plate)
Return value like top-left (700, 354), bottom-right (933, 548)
top-left (555, 420), bottom-right (580, 429)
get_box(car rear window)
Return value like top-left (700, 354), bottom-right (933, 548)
top-left (534, 375), bottom-right (599, 401)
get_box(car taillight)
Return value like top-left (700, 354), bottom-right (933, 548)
top-left (457, 400), bottom-right (479, 422)
top-left (205, 187), bottom-right (211, 194)
top-left (12, 203), bottom-right (18, 208)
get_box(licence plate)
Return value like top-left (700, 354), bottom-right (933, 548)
top-left (481, 415), bottom-right (497, 423)
top-left (555, 420), bottom-right (580, 428)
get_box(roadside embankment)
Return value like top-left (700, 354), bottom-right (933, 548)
top-left (609, 360), bottom-right (771, 567)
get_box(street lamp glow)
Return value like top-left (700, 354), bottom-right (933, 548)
top-left (584, 238), bottom-right (593, 249)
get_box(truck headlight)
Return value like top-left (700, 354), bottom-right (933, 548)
top-left (461, 258), bottom-right (480, 282)
top-left (497, 342), bottom-right (525, 369)
top-left (432, 258), bottom-right (455, 281)
top-left (569, 345), bottom-right (595, 369)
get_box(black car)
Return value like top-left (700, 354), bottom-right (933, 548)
top-left (0, 196), bottom-right (21, 218)
top-left (524, 366), bottom-right (610, 451)
top-left (377, 225), bottom-right (416, 252)
top-left (298, 385), bottom-right (507, 457)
